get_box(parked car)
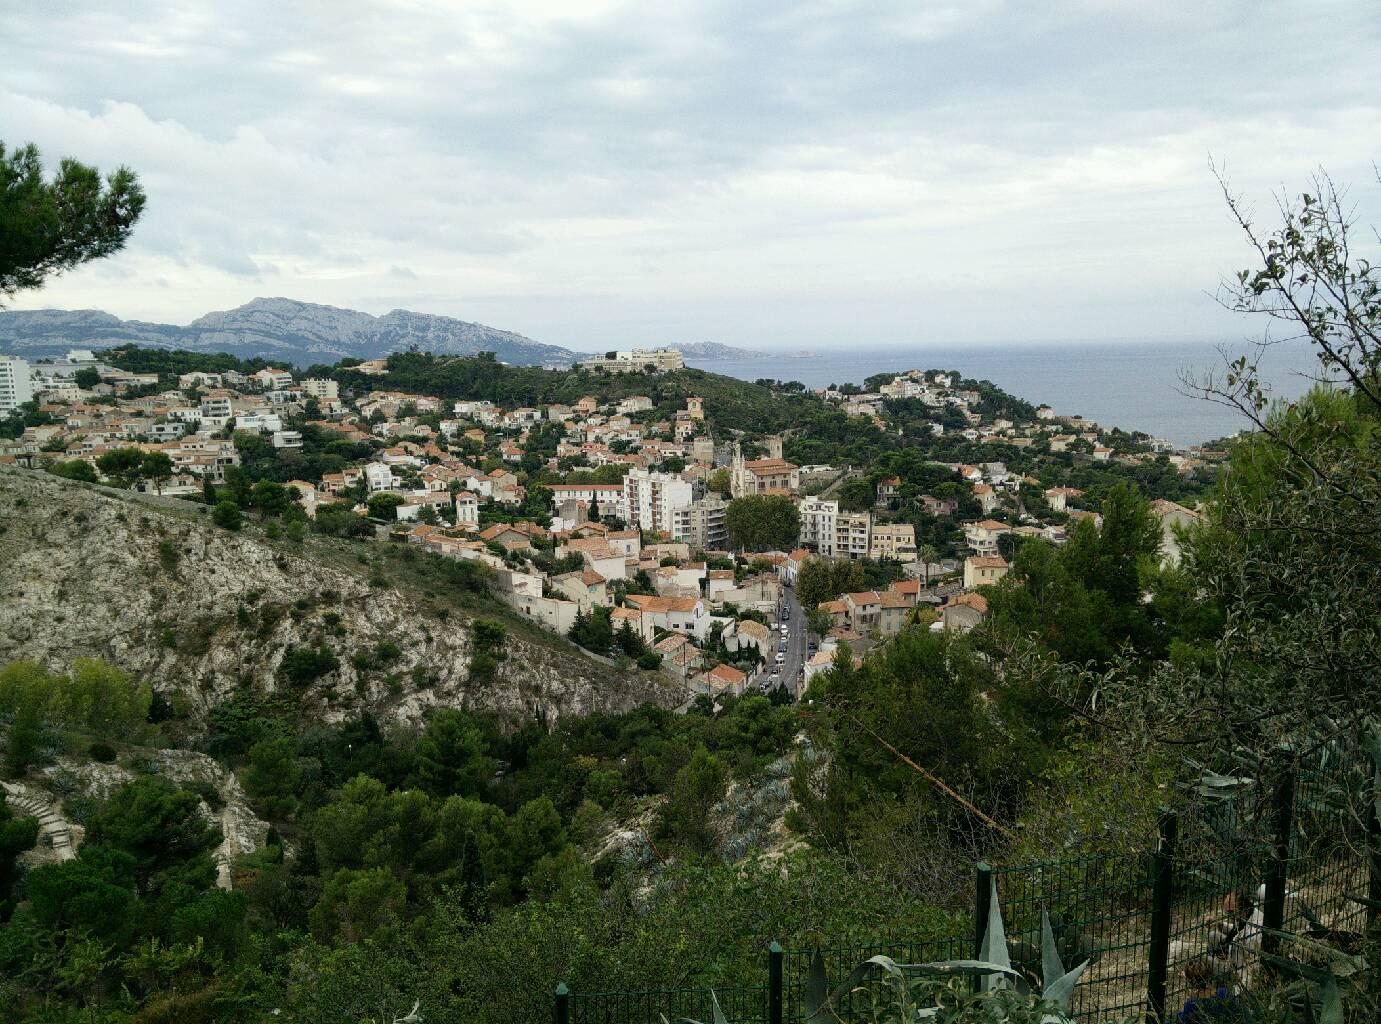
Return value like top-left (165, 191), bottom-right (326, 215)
top-left (774, 652), bottom-right (786, 664)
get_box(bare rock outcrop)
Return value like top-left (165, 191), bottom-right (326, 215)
top-left (0, 467), bottom-right (678, 727)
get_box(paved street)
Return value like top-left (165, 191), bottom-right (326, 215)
top-left (765, 580), bottom-right (810, 700)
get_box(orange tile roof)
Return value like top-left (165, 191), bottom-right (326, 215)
top-left (625, 594), bottom-right (700, 614)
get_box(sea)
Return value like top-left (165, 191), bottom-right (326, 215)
top-left (685, 339), bottom-right (1326, 449)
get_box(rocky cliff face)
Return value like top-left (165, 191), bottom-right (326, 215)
top-left (0, 297), bottom-right (584, 367)
top-left (0, 468), bottom-right (676, 728)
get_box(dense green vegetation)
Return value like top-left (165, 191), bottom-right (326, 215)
top-left (103, 345), bottom-right (293, 377)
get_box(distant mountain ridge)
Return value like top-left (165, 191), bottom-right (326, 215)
top-left (0, 297), bottom-right (584, 368)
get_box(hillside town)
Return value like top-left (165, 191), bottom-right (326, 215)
top-left (1, 350), bottom-right (1208, 700)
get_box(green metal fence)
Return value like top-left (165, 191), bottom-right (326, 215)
top-left (565, 983), bottom-right (770, 1024)
top-left (557, 729), bottom-right (1379, 1024)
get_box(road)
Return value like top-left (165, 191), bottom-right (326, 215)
top-left (763, 580), bottom-right (810, 700)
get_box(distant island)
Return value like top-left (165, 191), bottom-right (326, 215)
top-left (674, 341), bottom-right (774, 359)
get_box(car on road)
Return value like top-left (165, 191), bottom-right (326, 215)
top-left (774, 652), bottom-right (785, 664)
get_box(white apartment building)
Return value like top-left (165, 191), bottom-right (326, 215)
top-left (252, 368), bottom-right (295, 390)
top-left (365, 462), bottom-right (395, 492)
top-left (622, 468), bottom-right (695, 534)
top-left (0, 356), bottom-right (35, 414)
top-left (798, 497), bottom-right (872, 560)
top-left (798, 498), bottom-right (840, 555)
top-left (237, 413), bottom-right (284, 433)
top-left (301, 378), bottom-right (340, 400)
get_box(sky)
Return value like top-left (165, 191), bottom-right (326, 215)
top-left (3, 0), bottom-right (1379, 351)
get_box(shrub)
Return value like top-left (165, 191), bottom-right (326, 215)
top-left (88, 741), bottom-right (117, 763)
top-left (212, 501), bottom-right (242, 531)
top-left (157, 538), bottom-right (179, 572)
top-left (280, 645), bottom-right (339, 687)
top-left (637, 652), bottom-right (663, 671)
top-left (468, 651), bottom-right (499, 683)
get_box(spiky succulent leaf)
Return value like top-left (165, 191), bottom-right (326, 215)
top-left (1040, 909), bottom-right (1064, 989)
top-left (1319, 974), bottom-right (1344, 1024)
top-left (979, 879), bottom-right (1011, 991)
top-left (905, 960), bottom-right (1019, 979)
top-left (1041, 959), bottom-right (1091, 1012)
top-left (708, 990), bottom-right (727, 1024)
top-left (804, 949), bottom-right (828, 1023)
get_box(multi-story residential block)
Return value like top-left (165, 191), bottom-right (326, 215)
top-left (622, 468), bottom-right (695, 535)
top-left (798, 498), bottom-right (871, 559)
top-left (301, 378), bottom-right (340, 400)
top-left (0, 356), bottom-right (35, 414)
top-left (200, 395), bottom-right (234, 419)
top-left (148, 422), bottom-right (186, 440)
top-left (835, 511), bottom-right (872, 560)
top-left (668, 496), bottom-right (728, 550)
top-left (868, 522), bottom-right (917, 561)
top-left (798, 498), bottom-right (839, 556)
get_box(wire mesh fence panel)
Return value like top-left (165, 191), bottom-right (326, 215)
top-left (991, 852), bottom-right (1154, 1023)
top-left (1165, 754), bottom-right (1276, 1017)
top-left (571, 985), bottom-right (769, 1024)
top-left (1286, 730), bottom-right (1374, 947)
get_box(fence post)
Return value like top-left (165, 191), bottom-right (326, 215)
top-left (1369, 789), bottom-right (1381, 941)
top-left (768, 941), bottom-right (783, 1024)
top-left (974, 861), bottom-right (993, 959)
top-left (554, 982), bottom-right (569, 1024)
top-left (1261, 761), bottom-right (1297, 961)
top-left (1146, 810), bottom-right (1178, 1024)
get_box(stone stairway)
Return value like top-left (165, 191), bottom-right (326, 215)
top-left (1, 782), bottom-right (76, 861)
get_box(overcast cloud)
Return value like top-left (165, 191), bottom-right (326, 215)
top-left (3, 0), bottom-right (1379, 349)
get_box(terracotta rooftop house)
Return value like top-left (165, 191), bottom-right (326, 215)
top-left (940, 592), bottom-right (990, 634)
top-left (624, 595), bottom-right (700, 614)
top-left (889, 579), bottom-right (921, 601)
top-left (703, 663), bottom-right (748, 695)
top-left (963, 555), bottom-right (1009, 590)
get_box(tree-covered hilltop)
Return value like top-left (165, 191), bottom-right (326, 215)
top-left (102, 344), bottom-right (294, 377)
top-left (320, 350), bottom-right (823, 436)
